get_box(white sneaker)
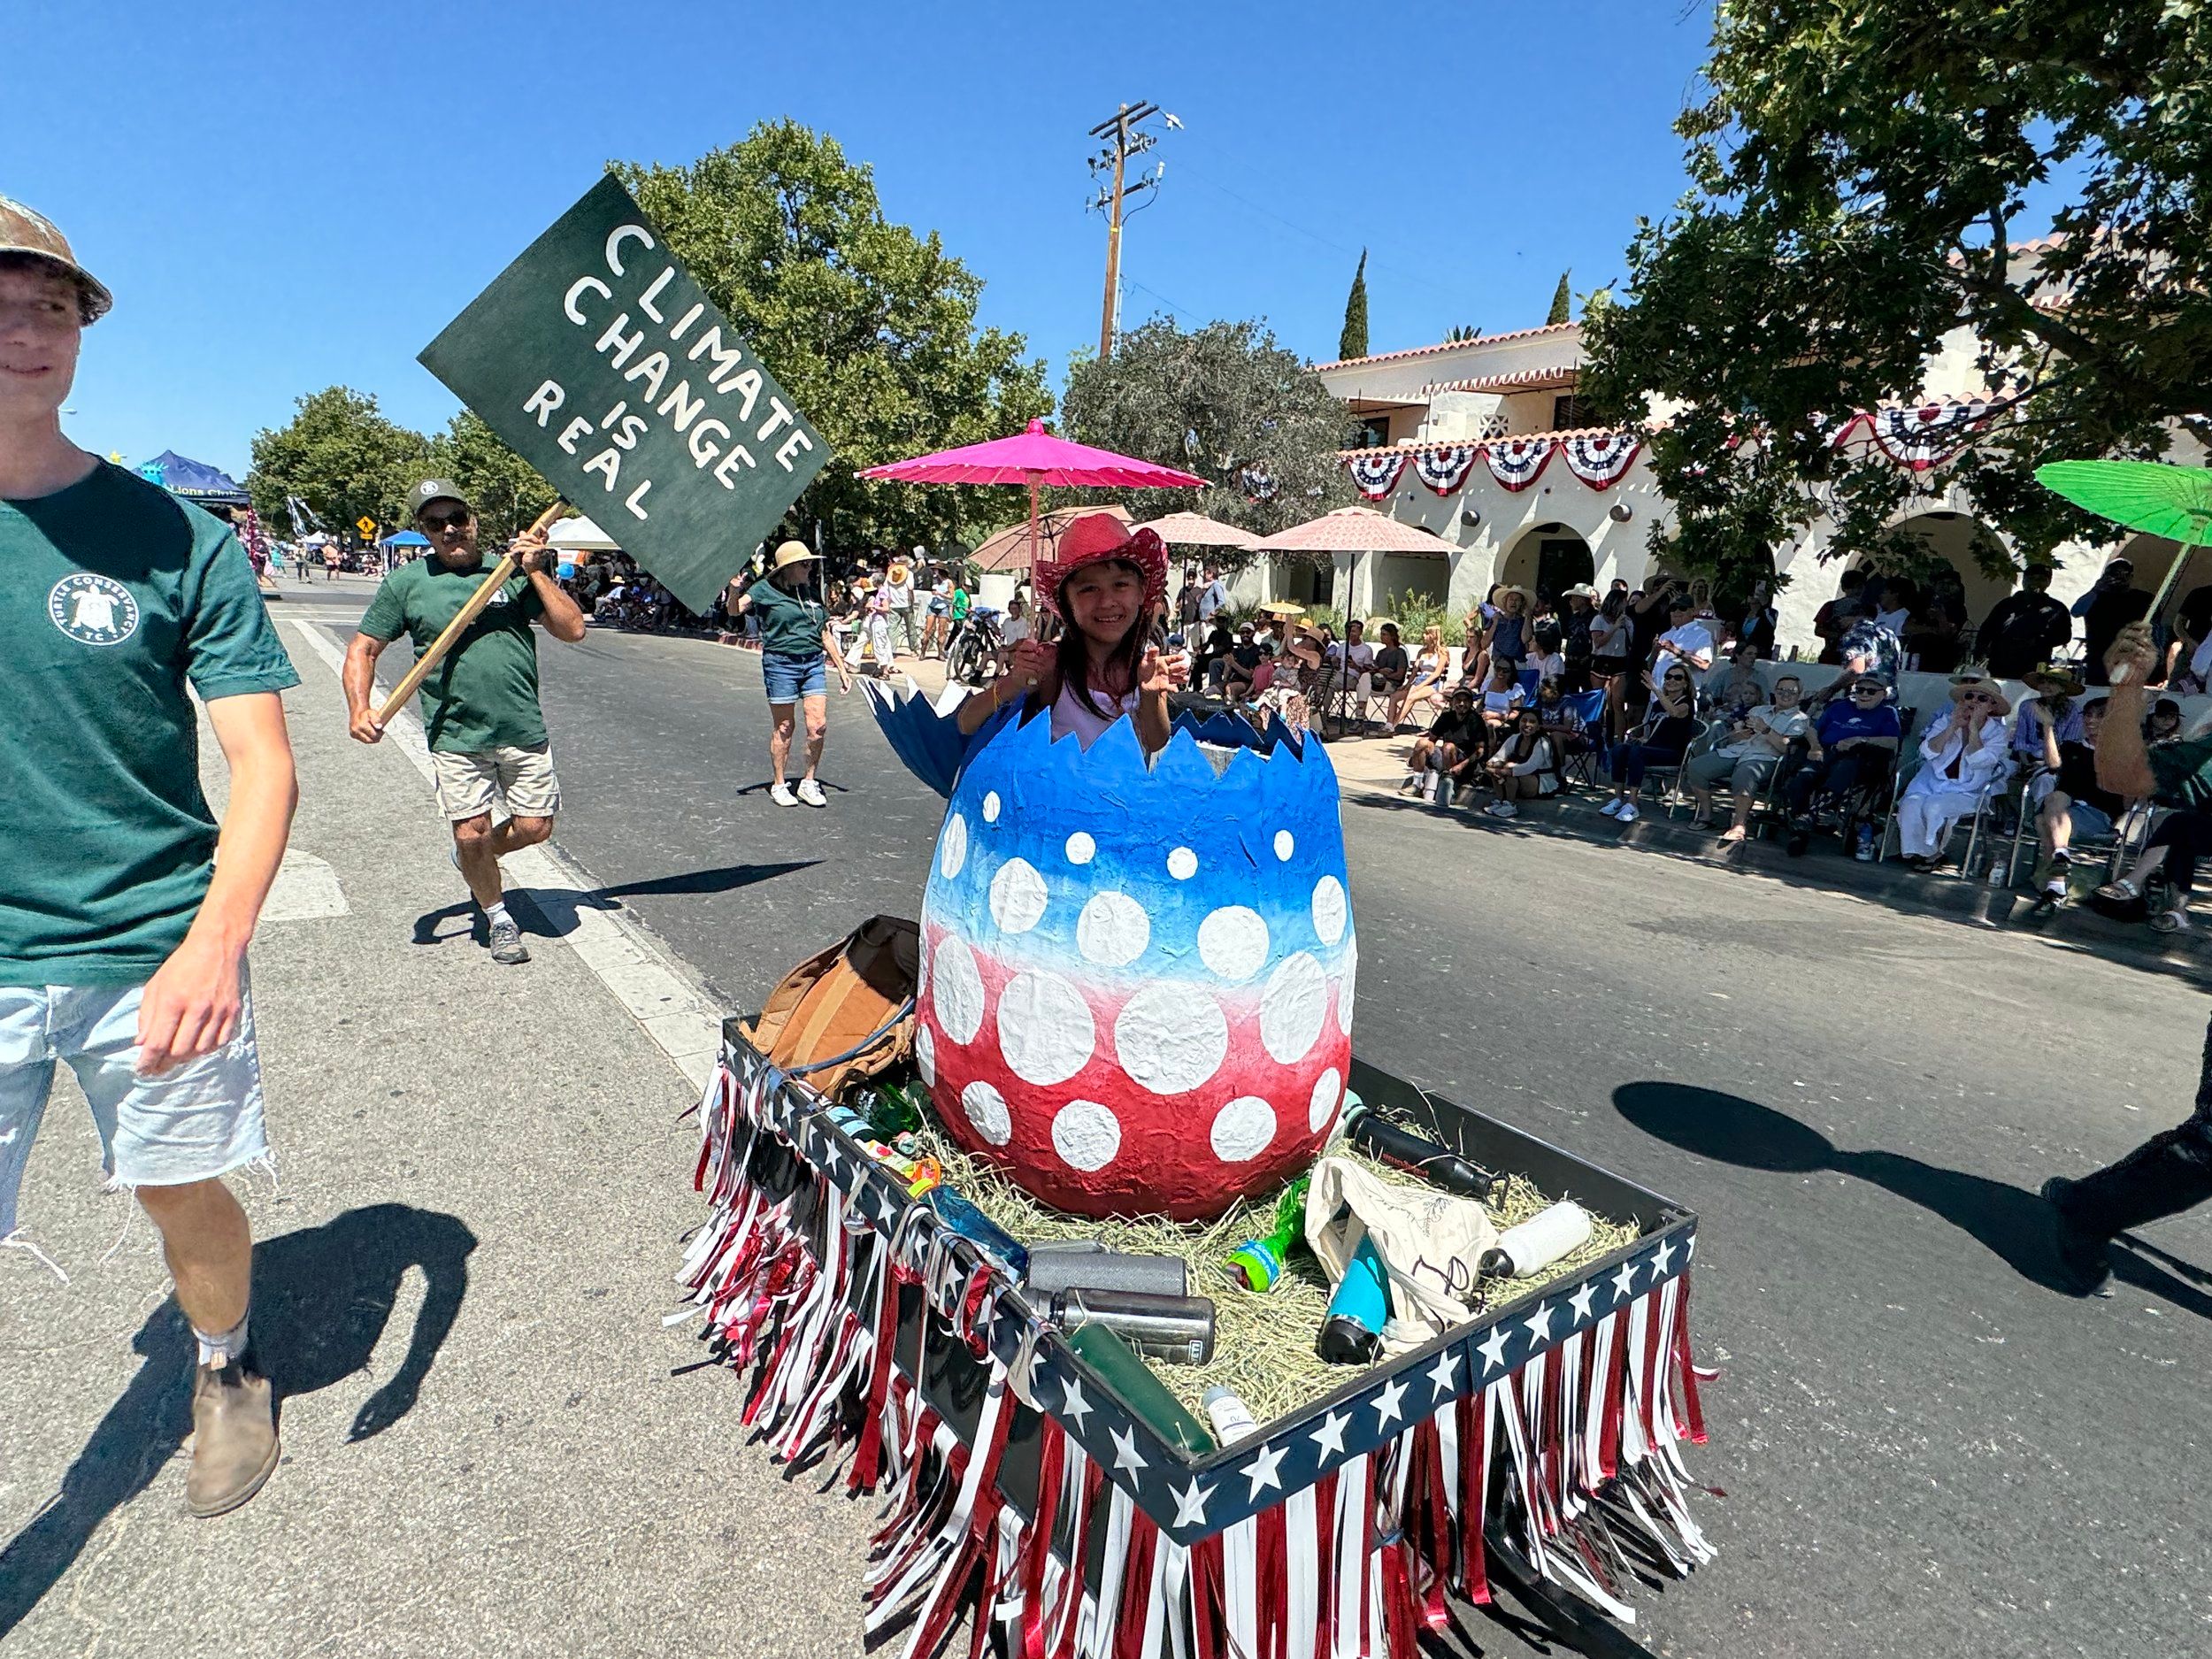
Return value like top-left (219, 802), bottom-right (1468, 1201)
top-left (770, 781), bottom-right (797, 807)
top-left (1617, 803), bottom-right (1640, 823)
top-left (796, 778), bottom-right (827, 808)
top-left (1600, 798), bottom-right (1625, 818)
top-left (1486, 800), bottom-right (1517, 819)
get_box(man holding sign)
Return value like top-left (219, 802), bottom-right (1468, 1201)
top-left (343, 480), bottom-right (586, 964)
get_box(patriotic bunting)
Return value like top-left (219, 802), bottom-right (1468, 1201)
top-left (1412, 445), bottom-right (1479, 495)
top-left (680, 1039), bottom-right (1717, 1656)
top-left (1348, 451), bottom-right (1409, 501)
top-left (1858, 399), bottom-right (1994, 470)
top-left (1561, 432), bottom-right (1642, 490)
top-left (1484, 438), bottom-right (1555, 492)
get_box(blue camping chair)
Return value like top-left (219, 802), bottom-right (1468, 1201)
top-left (1562, 689), bottom-right (1609, 787)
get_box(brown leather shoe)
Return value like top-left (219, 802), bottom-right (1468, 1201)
top-left (186, 1360), bottom-right (280, 1517)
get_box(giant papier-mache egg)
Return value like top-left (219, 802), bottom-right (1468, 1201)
top-left (917, 709), bottom-right (1355, 1221)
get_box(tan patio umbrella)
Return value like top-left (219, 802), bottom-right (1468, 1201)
top-left (1248, 503), bottom-right (1459, 557)
top-left (1134, 511), bottom-right (1263, 550)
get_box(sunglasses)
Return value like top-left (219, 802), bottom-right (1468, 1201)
top-left (419, 509), bottom-right (472, 531)
top-left (1961, 692), bottom-right (1997, 703)
top-left (1850, 684), bottom-right (1885, 695)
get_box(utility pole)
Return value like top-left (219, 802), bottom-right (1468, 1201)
top-left (1087, 102), bottom-right (1173, 360)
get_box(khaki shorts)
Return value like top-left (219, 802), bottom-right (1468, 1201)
top-left (432, 743), bottom-right (562, 821)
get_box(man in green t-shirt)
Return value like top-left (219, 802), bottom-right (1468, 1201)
top-left (1, 197), bottom-right (300, 1517)
top-left (732, 541), bottom-right (852, 807)
top-left (344, 480), bottom-right (586, 964)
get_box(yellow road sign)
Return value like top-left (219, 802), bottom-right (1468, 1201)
top-left (357, 516), bottom-right (377, 538)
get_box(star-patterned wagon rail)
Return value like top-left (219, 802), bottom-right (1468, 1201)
top-left (678, 1020), bottom-right (1716, 1655)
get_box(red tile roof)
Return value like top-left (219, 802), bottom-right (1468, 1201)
top-left (1314, 321), bottom-right (1581, 373)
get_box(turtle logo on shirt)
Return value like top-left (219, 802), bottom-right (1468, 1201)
top-left (48, 573), bottom-right (141, 645)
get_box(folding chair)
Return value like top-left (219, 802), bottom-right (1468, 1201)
top-left (1560, 690), bottom-right (1609, 788)
top-left (1644, 718), bottom-right (1725, 818)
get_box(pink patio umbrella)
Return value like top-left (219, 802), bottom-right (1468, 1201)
top-left (857, 418), bottom-right (1207, 569)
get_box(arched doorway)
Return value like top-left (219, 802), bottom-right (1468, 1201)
top-left (1497, 523), bottom-right (1594, 605)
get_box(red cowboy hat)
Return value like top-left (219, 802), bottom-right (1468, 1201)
top-left (1033, 514), bottom-right (1169, 619)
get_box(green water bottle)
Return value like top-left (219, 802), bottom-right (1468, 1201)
top-left (1064, 1325), bottom-right (1217, 1456)
top-left (1225, 1175), bottom-right (1310, 1292)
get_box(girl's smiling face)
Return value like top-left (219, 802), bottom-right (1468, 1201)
top-left (1064, 561), bottom-right (1146, 646)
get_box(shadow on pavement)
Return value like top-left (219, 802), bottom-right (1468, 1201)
top-left (1612, 1081), bottom-right (2211, 1317)
top-left (417, 859), bottom-right (820, 944)
top-left (0, 1203), bottom-right (476, 1637)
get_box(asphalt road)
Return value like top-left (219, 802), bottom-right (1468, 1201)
top-left (312, 586), bottom-right (2212, 1659)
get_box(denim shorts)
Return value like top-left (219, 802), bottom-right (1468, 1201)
top-left (0, 976), bottom-right (267, 1242)
top-left (762, 650), bottom-right (827, 703)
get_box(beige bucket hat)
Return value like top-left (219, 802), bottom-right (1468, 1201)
top-left (0, 196), bottom-right (111, 322)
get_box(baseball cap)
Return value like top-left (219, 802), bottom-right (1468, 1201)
top-left (0, 196), bottom-right (111, 322)
top-left (408, 478), bottom-right (472, 519)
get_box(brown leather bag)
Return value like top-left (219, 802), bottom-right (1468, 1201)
top-left (741, 916), bottom-right (921, 1101)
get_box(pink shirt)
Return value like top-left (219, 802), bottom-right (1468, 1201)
top-left (1049, 680), bottom-right (1141, 748)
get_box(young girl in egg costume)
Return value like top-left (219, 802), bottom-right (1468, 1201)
top-left (921, 514), bottom-right (1357, 1221)
top-left (956, 515), bottom-right (1187, 751)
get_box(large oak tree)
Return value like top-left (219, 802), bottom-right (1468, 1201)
top-left (1580, 1), bottom-right (2212, 603)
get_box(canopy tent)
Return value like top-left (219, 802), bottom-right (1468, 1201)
top-left (1248, 504), bottom-right (1458, 555)
top-left (380, 530), bottom-right (431, 549)
top-left (858, 418), bottom-right (1204, 572)
top-left (548, 513), bottom-right (624, 552)
top-left (1133, 511), bottom-right (1262, 550)
top-left (134, 450), bottom-right (250, 506)
top-left (968, 504), bottom-right (1132, 575)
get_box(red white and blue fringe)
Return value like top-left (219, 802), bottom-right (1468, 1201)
top-left (1348, 452), bottom-right (1409, 502)
top-left (680, 1059), bottom-right (1715, 1658)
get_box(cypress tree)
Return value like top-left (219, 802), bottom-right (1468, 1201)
top-left (1547, 269), bottom-right (1573, 326)
top-left (1338, 250), bottom-right (1369, 360)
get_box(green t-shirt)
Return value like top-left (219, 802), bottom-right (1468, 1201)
top-left (359, 556), bottom-right (548, 753)
top-left (746, 576), bottom-right (829, 657)
top-left (0, 462), bottom-right (301, 987)
top-left (2150, 735), bottom-right (2212, 810)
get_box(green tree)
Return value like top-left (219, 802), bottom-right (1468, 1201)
top-left (428, 410), bottom-right (557, 543)
top-left (1338, 250), bottom-right (1369, 361)
top-left (615, 122), bottom-right (1051, 554)
top-left (1062, 316), bottom-right (1356, 555)
top-left (1581, 1), bottom-right (2212, 603)
top-left (247, 387), bottom-right (431, 542)
top-left (1546, 270), bottom-right (1572, 326)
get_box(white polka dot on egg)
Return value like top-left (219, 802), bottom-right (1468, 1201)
top-left (1311, 875), bottom-right (1348, 946)
top-left (916, 1023), bottom-right (937, 1086)
top-left (1309, 1067), bottom-right (1343, 1133)
top-left (1273, 829), bottom-right (1295, 862)
top-left (1196, 906), bottom-right (1270, 981)
top-left (1051, 1100), bottom-right (1122, 1171)
top-left (997, 971), bottom-right (1095, 1086)
top-left (1259, 952), bottom-right (1328, 1065)
top-left (1076, 891), bottom-right (1149, 967)
top-left (988, 857), bottom-right (1048, 934)
top-left (962, 1079), bottom-right (1012, 1146)
top-left (982, 791), bottom-right (1002, 824)
top-left (1210, 1096), bottom-right (1277, 1163)
top-left (1065, 832), bottom-right (1096, 865)
top-left (1167, 847), bottom-right (1198, 880)
top-left (931, 935), bottom-right (986, 1045)
top-left (1336, 934), bottom-right (1358, 1037)
top-left (1114, 983), bottom-right (1229, 1094)
top-left (939, 813), bottom-right (969, 879)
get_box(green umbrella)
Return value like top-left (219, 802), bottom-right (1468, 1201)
top-left (2034, 460), bottom-right (2212, 547)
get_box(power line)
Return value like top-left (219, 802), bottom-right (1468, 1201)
top-left (1174, 165), bottom-right (1471, 304)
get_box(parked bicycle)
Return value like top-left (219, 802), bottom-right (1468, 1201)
top-left (944, 606), bottom-right (1004, 687)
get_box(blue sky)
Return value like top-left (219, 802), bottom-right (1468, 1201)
top-left (13, 0), bottom-right (1722, 480)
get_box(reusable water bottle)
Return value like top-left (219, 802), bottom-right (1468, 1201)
top-left (1344, 1104), bottom-right (1502, 1202)
top-left (928, 1186), bottom-right (1028, 1278)
top-left (1225, 1176), bottom-right (1310, 1291)
top-left (1202, 1386), bottom-right (1259, 1445)
top-left (1064, 1324), bottom-right (1217, 1456)
top-left (1317, 1232), bottom-right (1390, 1364)
top-left (1478, 1202), bottom-right (1594, 1279)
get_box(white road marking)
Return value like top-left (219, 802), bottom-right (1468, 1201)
top-left (261, 849), bottom-right (349, 921)
top-left (289, 619), bottom-right (723, 1087)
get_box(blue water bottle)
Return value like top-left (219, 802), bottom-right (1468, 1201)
top-left (1317, 1231), bottom-right (1389, 1363)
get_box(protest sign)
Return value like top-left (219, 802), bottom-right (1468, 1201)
top-left (419, 174), bottom-right (828, 614)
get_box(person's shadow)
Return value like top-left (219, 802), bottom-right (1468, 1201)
top-left (0, 1203), bottom-right (475, 1635)
top-left (1614, 1082), bottom-right (2212, 1316)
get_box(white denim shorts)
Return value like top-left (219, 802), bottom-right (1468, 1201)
top-left (431, 742), bottom-right (562, 822)
top-left (0, 978), bottom-right (267, 1243)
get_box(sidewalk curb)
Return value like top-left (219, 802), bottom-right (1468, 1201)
top-left (288, 619), bottom-right (724, 1087)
